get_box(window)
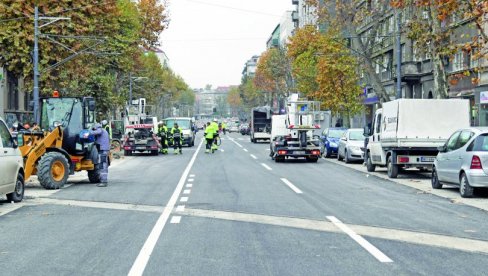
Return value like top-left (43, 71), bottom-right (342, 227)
top-left (375, 114), bottom-right (382, 133)
top-left (457, 131), bottom-right (474, 149)
top-left (383, 55), bottom-right (390, 72)
top-left (446, 131), bottom-right (461, 151)
top-left (388, 16), bottom-right (394, 33)
top-left (0, 121), bottom-right (13, 148)
top-left (467, 134), bottom-right (488, 151)
top-left (452, 52), bottom-right (464, 71)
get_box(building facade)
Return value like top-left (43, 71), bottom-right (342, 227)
top-left (0, 68), bottom-right (32, 127)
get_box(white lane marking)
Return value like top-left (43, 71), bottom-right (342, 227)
top-left (220, 149), bottom-right (225, 152)
top-left (183, 189), bottom-right (191, 194)
top-left (188, 179), bottom-right (194, 182)
top-left (170, 216), bottom-right (181, 224)
top-left (180, 197), bottom-right (189, 202)
top-left (189, 174), bottom-right (195, 177)
top-left (186, 184), bottom-right (193, 188)
top-left (326, 216), bottom-right (393, 263)
top-left (280, 178), bottom-right (303, 194)
top-left (266, 149), bottom-right (270, 151)
top-left (128, 139), bottom-right (204, 276)
top-left (243, 148), bottom-right (248, 152)
top-left (229, 138), bottom-right (243, 148)
top-left (261, 163), bottom-right (272, 171)
top-left (250, 154), bottom-right (258, 160)
top-left (175, 205), bottom-right (185, 212)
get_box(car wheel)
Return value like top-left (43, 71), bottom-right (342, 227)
top-left (344, 150), bottom-right (350, 163)
top-left (337, 150), bottom-right (343, 161)
top-left (7, 173), bottom-right (24, 202)
top-left (366, 152), bottom-right (376, 172)
top-left (460, 173), bottom-right (474, 198)
top-left (387, 155), bottom-right (398, 178)
top-left (431, 167), bottom-right (443, 189)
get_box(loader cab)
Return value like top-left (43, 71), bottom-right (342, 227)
top-left (40, 96), bottom-right (96, 155)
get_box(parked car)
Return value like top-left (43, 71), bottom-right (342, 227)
top-left (320, 127), bottom-right (347, 158)
top-left (432, 127), bottom-right (488, 198)
top-left (337, 128), bottom-right (365, 163)
top-left (0, 117), bottom-right (24, 202)
top-left (228, 123), bottom-right (239, 133)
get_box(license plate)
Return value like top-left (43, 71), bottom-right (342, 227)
top-left (420, 157), bottom-right (435, 162)
top-left (136, 147), bottom-right (146, 150)
top-left (294, 151), bottom-right (305, 155)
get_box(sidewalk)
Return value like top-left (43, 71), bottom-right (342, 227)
top-left (323, 157), bottom-right (488, 212)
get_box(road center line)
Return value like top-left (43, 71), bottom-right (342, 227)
top-left (326, 216), bottom-right (393, 263)
top-left (183, 189), bottom-right (191, 194)
top-left (128, 138), bottom-right (204, 276)
top-left (243, 148), bottom-right (248, 152)
top-left (280, 178), bottom-right (303, 194)
top-left (175, 205), bottom-right (185, 212)
top-left (186, 184), bottom-right (193, 188)
top-left (261, 163), bottom-right (272, 171)
top-left (250, 154), bottom-right (257, 160)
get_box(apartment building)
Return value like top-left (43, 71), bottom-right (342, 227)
top-left (0, 68), bottom-right (32, 127)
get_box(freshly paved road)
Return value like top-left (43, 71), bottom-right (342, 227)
top-left (1, 132), bottom-right (488, 275)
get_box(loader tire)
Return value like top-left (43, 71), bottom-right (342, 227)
top-left (88, 167), bottom-right (101, 184)
top-left (38, 152), bottom-right (69, 189)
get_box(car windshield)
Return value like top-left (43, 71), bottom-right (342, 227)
top-left (349, 130), bottom-right (365, 141)
top-left (470, 134), bottom-right (488, 151)
top-left (329, 129), bottom-right (346, 138)
top-left (40, 98), bottom-right (77, 129)
top-left (164, 119), bottom-right (191, 129)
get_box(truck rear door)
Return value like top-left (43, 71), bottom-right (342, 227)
top-left (369, 112), bottom-right (384, 164)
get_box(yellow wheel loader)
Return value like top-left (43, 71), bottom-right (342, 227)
top-left (17, 95), bottom-right (104, 189)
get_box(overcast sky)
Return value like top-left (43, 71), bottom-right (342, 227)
top-left (159, 0), bottom-right (294, 89)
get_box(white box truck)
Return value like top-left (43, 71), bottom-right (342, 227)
top-left (365, 99), bottom-right (470, 178)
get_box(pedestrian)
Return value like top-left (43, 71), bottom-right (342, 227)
top-left (222, 121), bottom-right (227, 135)
top-left (90, 123), bottom-right (110, 187)
top-left (210, 119), bottom-right (219, 151)
top-left (171, 122), bottom-right (183, 154)
top-left (158, 121), bottom-right (169, 154)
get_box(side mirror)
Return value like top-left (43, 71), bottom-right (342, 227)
top-left (341, 136), bottom-right (347, 141)
top-left (16, 134), bottom-right (24, 147)
top-left (437, 145), bottom-right (447, 153)
top-left (88, 99), bottom-right (96, 111)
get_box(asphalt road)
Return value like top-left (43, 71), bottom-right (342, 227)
top-left (1, 132), bottom-right (488, 275)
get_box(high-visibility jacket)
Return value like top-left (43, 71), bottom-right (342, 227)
top-left (171, 127), bottom-right (182, 140)
top-left (158, 126), bottom-right (168, 137)
top-left (205, 125), bottom-right (215, 139)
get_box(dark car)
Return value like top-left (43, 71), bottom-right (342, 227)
top-left (320, 127), bottom-right (347, 158)
top-left (240, 123), bottom-right (250, 135)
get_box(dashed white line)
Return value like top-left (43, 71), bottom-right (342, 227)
top-left (243, 148), bottom-right (248, 152)
top-left (220, 149), bottom-right (225, 152)
top-left (183, 189), bottom-right (191, 194)
top-left (189, 174), bottom-right (195, 178)
top-left (280, 178), bottom-right (303, 194)
top-left (180, 197), bottom-right (189, 202)
top-left (188, 179), bottom-right (194, 182)
top-left (128, 139), bottom-right (204, 276)
top-left (175, 205), bottom-right (185, 212)
top-left (170, 216), bottom-right (181, 224)
top-left (326, 216), bottom-right (393, 263)
top-left (186, 184), bottom-right (193, 188)
top-left (261, 163), bottom-right (272, 171)
top-left (250, 154), bottom-right (258, 160)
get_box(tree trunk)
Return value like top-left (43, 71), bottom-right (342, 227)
top-left (428, 3), bottom-right (449, 99)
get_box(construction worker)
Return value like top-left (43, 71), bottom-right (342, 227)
top-left (222, 121), bottom-right (227, 135)
top-left (210, 119), bottom-right (219, 152)
top-left (171, 122), bottom-right (183, 154)
top-left (102, 120), bottom-right (112, 139)
top-left (158, 122), bottom-right (169, 154)
top-left (204, 122), bottom-right (215, 153)
top-left (91, 123), bottom-right (110, 187)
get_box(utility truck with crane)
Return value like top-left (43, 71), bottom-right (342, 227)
top-left (122, 98), bottom-right (159, 156)
top-left (269, 94), bottom-right (322, 163)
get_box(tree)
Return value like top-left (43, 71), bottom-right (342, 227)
top-left (227, 86), bottom-right (242, 116)
top-left (287, 25), bottom-right (322, 97)
top-left (137, 0), bottom-right (169, 48)
top-left (313, 0), bottom-right (392, 103)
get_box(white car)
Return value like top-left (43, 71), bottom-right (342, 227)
top-left (0, 118), bottom-right (24, 202)
top-left (337, 128), bottom-right (365, 163)
top-left (432, 127), bottom-right (488, 198)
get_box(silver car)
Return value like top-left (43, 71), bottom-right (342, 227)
top-left (337, 128), bottom-right (365, 163)
top-left (432, 127), bottom-right (488, 198)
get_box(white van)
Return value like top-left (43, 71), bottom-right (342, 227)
top-left (0, 118), bottom-right (24, 202)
